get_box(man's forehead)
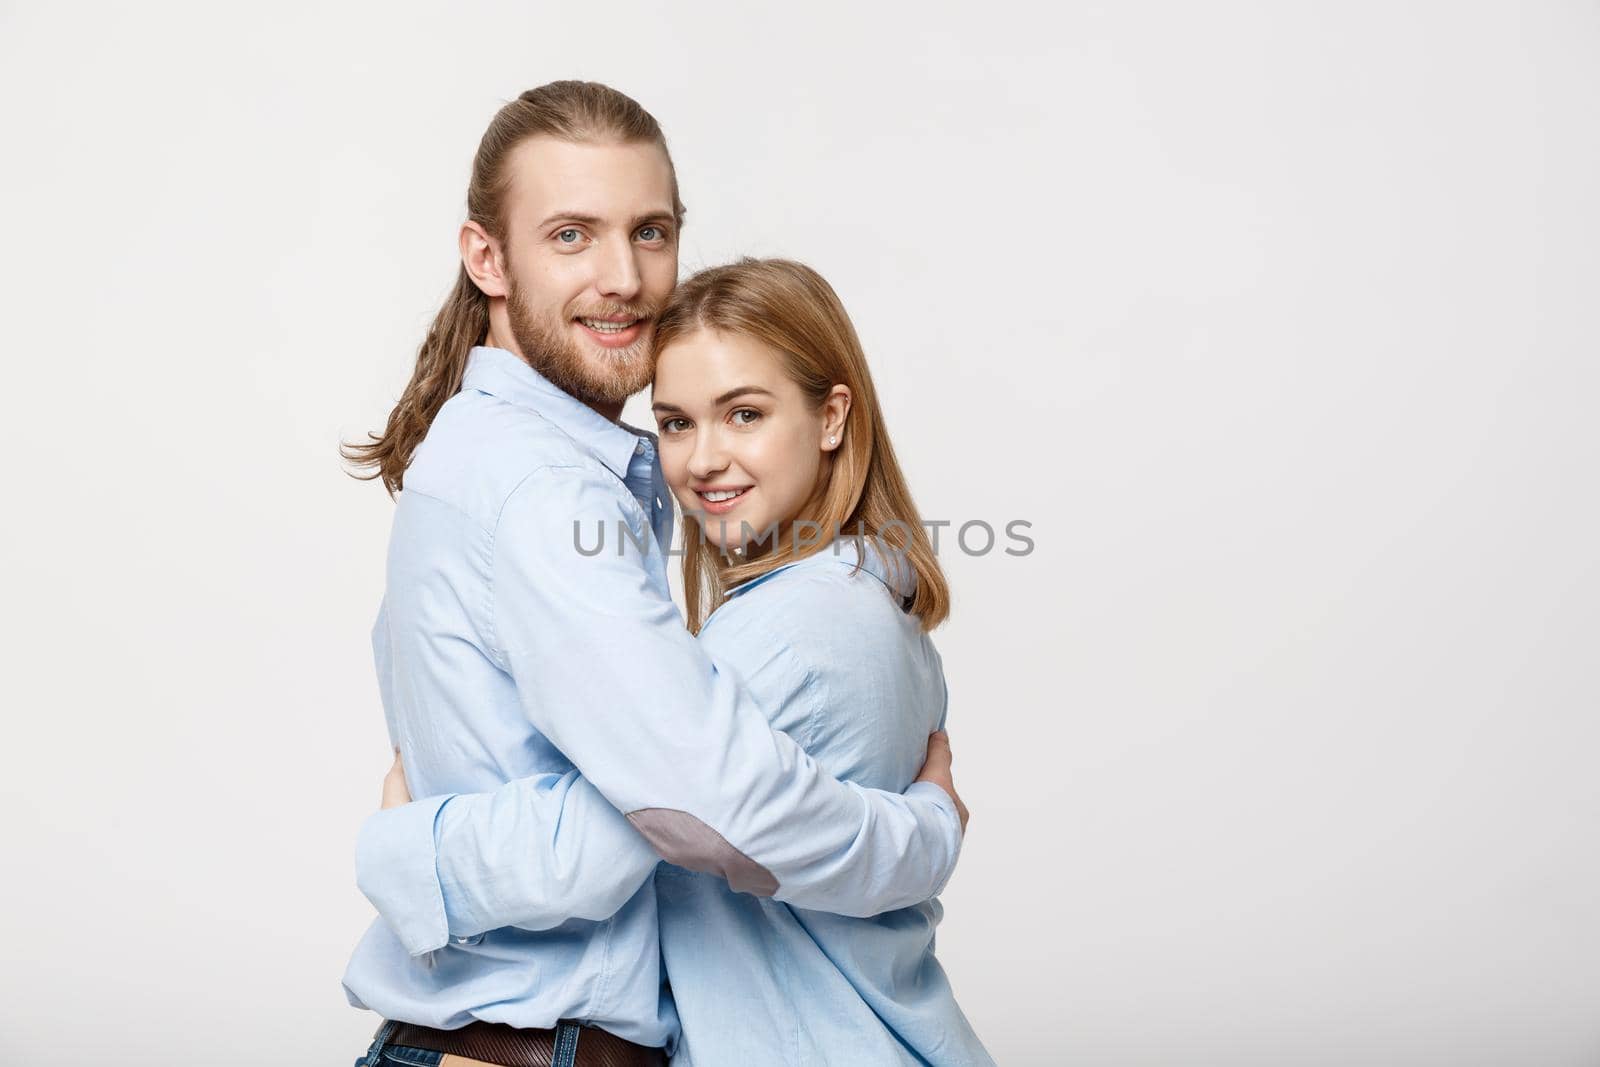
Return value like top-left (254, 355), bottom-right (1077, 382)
top-left (506, 136), bottom-right (674, 222)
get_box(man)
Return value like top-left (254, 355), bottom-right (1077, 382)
top-left (341, 82), bottom-right (966, 1067)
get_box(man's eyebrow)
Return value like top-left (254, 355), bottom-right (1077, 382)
top-left (651, 386), bottom-right (775, 414)
top-left (537, 211), bottom-right (677, 229)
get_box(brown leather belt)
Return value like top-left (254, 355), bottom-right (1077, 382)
top-left (388, 1019), bottom-right (665, 1067)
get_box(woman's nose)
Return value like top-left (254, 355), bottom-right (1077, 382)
top-left (687, 433), bottom-right (728, 478)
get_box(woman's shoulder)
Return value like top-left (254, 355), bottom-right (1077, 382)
top-left (710, 541), bottom-right (916, 644)
top-left (710, 541), bottom-right (940, 711)
top-left (709, 542), bottom-right (945, 787)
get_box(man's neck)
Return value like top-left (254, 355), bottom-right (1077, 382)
top-left (484, 321), bottom-right (625, 423)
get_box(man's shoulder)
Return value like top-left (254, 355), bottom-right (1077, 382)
top-left (400, 388), bottom-right (620, 528)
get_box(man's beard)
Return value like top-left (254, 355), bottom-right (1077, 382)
top-left (506, 276), bottom-right (657, 409)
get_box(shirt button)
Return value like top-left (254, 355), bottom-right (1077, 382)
top-left (635, 440), bottom-right (647, 455)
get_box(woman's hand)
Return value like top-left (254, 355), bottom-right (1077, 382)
top-left (914, 730), bottom-right (969, 835)
top-left (381, 748), bottom-right (413, 810)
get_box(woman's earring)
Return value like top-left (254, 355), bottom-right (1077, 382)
top-left (828, 435), bottom-right (838, 446)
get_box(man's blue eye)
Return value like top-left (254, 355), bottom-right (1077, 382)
top-left (557, 229), bottom-right (581, 243)
top-left (639, 226), bottom-right (662, 241)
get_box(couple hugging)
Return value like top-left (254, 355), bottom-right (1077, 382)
top-left (342, 80), bottom-right (993, 1067)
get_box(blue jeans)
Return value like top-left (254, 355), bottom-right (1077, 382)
top-left (354, 1022), bottom-right (437, 1067)
top-left (356, 1020), bottom-right (586, 1067)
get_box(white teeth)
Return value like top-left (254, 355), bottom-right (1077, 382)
top-left (581, 318), bottom-right (635, 333)
top-left (702, 489), bottom-right (745, 502)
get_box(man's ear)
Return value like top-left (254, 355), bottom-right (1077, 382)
top-left (460, 220), bottom-right (509, 298)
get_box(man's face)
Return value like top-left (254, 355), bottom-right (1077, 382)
top-left (498, 136), bottom-right (679, 407)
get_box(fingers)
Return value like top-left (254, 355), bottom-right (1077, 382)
top-left (381, 748), bottom-right (412, 811)
top-left (920, 730), bottom-right (966, 834)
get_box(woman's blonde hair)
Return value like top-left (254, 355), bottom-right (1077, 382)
top-left (654, 258), bottom-right (950, 633)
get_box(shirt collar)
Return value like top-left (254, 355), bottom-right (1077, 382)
top-left (723, 535), bottom-right (918, 602)
top-left (839, 535), bottom-right (918, 600)
top-left (460, 345), bottom-right (652, 480)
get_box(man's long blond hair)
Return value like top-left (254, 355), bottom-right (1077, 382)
top-left (656, 259), bottom-right (950, 633)
top-left (343, 81), bottom-right (684, 493)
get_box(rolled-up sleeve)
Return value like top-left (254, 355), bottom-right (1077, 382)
top-left (355, 791), bottom-right (454, 956)
top-left (357, 769), bottom-right (663, 957)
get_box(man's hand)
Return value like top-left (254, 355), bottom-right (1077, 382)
top-left (913, 730), bottom-right (968, 835)
top-left (382, 748), bottom-right (412, 810)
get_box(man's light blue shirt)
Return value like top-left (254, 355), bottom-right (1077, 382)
top-left (342, 347), bottom-right (962, 1049)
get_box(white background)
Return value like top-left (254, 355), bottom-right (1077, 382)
top-left (3, 2), bottom-right (1597, 1064)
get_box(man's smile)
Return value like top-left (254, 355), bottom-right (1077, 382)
top-left (574, 314), bottom-right (646, 347)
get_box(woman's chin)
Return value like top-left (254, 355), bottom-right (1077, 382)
top-left (687, 507), bottom-right (780, 558)
top-left (690, 530), bottom-right (737, 556)
top-left (715, 535), bottom-right (758, 560)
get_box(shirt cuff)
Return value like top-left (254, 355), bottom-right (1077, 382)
top-left (903, 780), bottom-right (963, 897)
top-left (355, 793), bottom-right (456, 957)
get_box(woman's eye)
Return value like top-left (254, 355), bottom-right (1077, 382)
top-left (661, 417), bottom-right (691, 433)
top-left (556, 229), bottom-right (582, 244)
top-left (731, 408), bottom-right (762, 426)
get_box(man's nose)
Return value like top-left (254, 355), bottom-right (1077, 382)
top-left (596, 239), bottom-right (643, 302)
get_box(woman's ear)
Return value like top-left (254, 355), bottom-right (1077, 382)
top-left (460, 220), bottom-right (509, 298)
top-left (821, 385), bottom-right (852, 451)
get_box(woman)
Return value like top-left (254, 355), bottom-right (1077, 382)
top-left (383, 258), bottom-right (992, 1065)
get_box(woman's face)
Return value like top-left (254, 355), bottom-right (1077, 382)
top-left (651, 328), bottom-right (846, 553)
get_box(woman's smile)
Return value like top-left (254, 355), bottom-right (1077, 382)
top-left (693, 485), bottom-right (753, 514)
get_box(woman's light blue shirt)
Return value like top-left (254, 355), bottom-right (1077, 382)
top-left (659, 540), bottom-right (993, 1066)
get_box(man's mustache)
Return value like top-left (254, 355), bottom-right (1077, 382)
top-left (570, 301), bottom-right (659, 321)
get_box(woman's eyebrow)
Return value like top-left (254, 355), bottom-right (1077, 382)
top-left (713, 386), bottom-right (775, 405)
top-left (652, 386), bottom-right (774, 413)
